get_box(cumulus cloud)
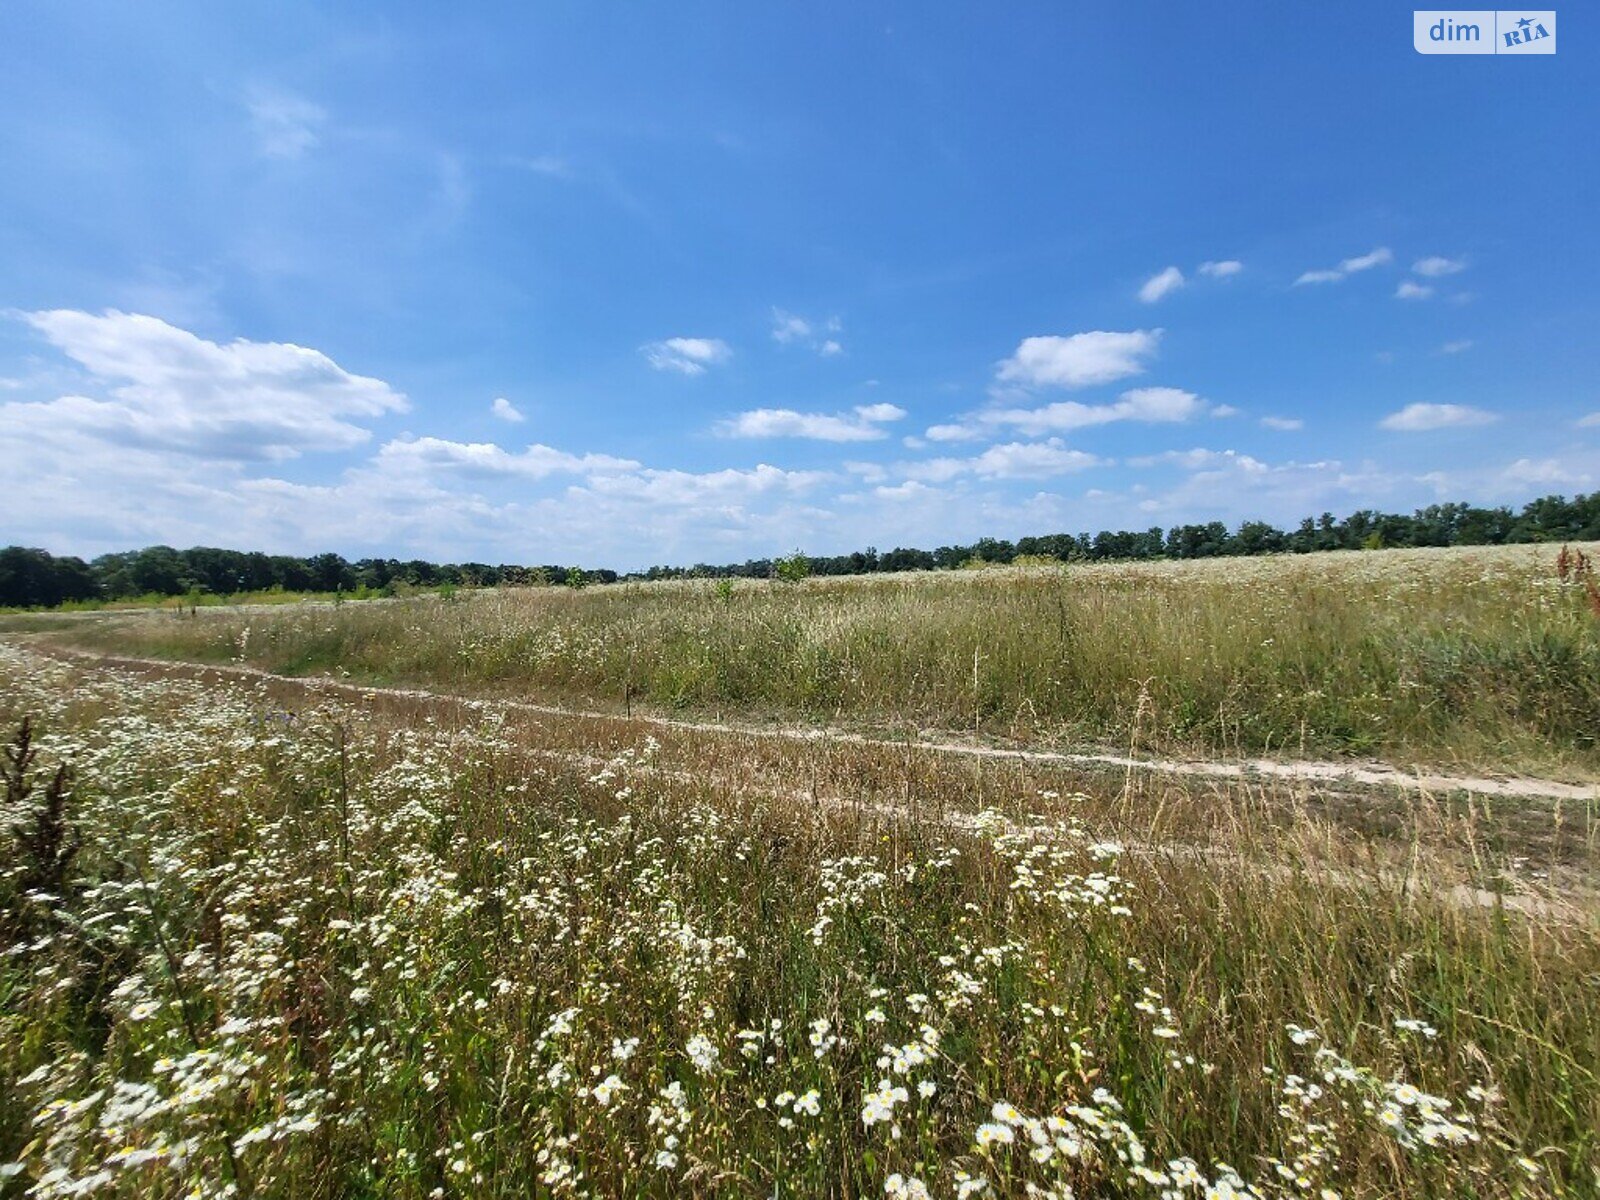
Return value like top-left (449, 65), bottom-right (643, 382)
top-left (924, 423), bottom-right (982, 443)
top-left (1198, 260), bottom-right (1243, 278)
top-left (1138, 266), bottom-right (1185, 303)
top-left (984, 386), bottom-right (1207, 436)
top-left (1209, 404), bottom-right (1241, 418)
top-left (1260, 416), bottom-right (1304, 430)
top-left (12, 309), bottom-right (407, 460)
top-left (1413, 256), bottom-right (1466, 277)
top-left (643, 337), bottom-right (732, 375)
top-left (1395, 281), bottom-right (1434, 300)
top-left (1294, 246), bottom-right (1393, 285)
top-left (490, 396), bottom-right (525, 422)
top-left (246, 88), bottom-right (326, 160)
top-left (375, 436), bottom-right (638, 479)
top-left (717, 403), bottom-right (906, 442)
top-left (903, 439), bottom-right (1102, 483)
top-left (969, 441), bottom-right (1101, 479)
top-left (995, 329), bottom-right (1162, 390)
top-left (579, 463), bottom-right (830, 505)
top-left (874, 480), bottom-right (935, 500)
top-left (1418, 453), bottom-right (1598, 499)
top-left (1379, 402), bottom-right (1498, 432)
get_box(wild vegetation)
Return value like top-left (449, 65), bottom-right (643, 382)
top-left (1, 640), bottom-right (1596, 1198)
top-left (47, 543), bottom-right (1600, 780)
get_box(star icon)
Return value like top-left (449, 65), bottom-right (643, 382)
top-left (1517, 15), bottom-right (1534, 29)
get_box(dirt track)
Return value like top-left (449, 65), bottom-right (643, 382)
top-left (24, 640), bottom-right (1599, 803)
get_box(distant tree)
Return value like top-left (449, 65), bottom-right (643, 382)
top-left (774, 551), bottom-right (811, 583)
top-left (307, 552), bottom-right (355, 592)
top-left (129, 546), bottom-right (188, 596)
top-left (1234, 520), bottom-right (1286, 555)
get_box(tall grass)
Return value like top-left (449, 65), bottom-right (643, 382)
top-left (49, 544), bottom-right (1600, 777)
top-left (1, 642), bottom-right (1596, 1197)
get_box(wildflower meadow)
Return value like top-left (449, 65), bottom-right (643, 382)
top-left (2, 604), bottom-right (1596, 1197)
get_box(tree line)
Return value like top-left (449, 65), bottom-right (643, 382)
top-left (637, 494), bottom-right (1600, 580)
top-left (0, 546), bottom-right (618, 610)
top-left (3, 492), bottom-right (1599, 609)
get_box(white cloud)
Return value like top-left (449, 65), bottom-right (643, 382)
top-left (1395, 281), bottom-right (1434, 300)
top-left (1209, 404), bottom-right (1241, 418)
top-left (924, 423), bottom-right (981, 443)
top-left (771, 310), bottom-right (811, 344)
top-left (1499, 458), bottom-right (1591, 488)
top-left (1379, 402), bottom-right (1498, 432)
top-left (1341, 247), bottom-right (1393, 273)
top-left (844, 460), bottom-right (889, 483)
top-left (490, 396), bottom-right (525, 423)
top-left (1419, 453), bottom-right (1597, 499)
top-left (1127, 448), bottom-right (1269, 473)
top-left (900, 457), bottom-right (969, 484)
top-left (1260, 416), bottom-right (1304, 431)
top-left (643, 337), bottom-right (732, 375)
top-left (1577, 412), bottom-right (1600, 428)
top-left (971, 442), bottom-right (1101, 479)
top-left (1198, 260), bottom-right (1243, 278)
top-left (995, 329), bottom-right (1161, 390)
top-left (903, 439), bottom-right (1102, 483)
top-left (1413, 256), bottom-right (1466, 277)
top-left (985, 386), bottom-right (1207, 436)
top-left (1439, 340), bottom-right (1474, 355)
top-left (14, 309), bottom-right (407, 460)
top-left (1294, 246), bottom-right (1393, 285)
top-left (1138, 266), bottom-right (1185, 303)
top-left (580, 463), bottom-right (829, 505)
top-left (376, 437), bottom-right (637, 479)
top-left (771, 309), bottom-right (844, 356)
top-left (246, 88), bottom-right (326, 160)
top-left (718, 403), bottom-right (905, 442)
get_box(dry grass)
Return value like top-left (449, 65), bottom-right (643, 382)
top-left (1, 641), bottom-right (1597, 1197)
top-left (42, 543), bottom-right (1600, 780)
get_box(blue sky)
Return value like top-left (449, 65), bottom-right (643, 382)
top-left (1, 2), bottom-right (1595, 568)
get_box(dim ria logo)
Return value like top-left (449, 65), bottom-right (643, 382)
top-left (1414, 10), bottom-right (1555, 53)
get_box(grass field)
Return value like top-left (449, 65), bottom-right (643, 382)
top-left (1, 640), bottom-right (1597, 1198)
top-left (43, 543), bottom-right (1600, 780)
top-left (4, 544), bottom-right (1599, 1197)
